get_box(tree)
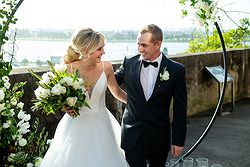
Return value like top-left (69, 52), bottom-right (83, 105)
top-left (35, 59), bottom-right (43, 66)
top-left (21, 58), bottom-right (29, 66)
top-left (186, 18), bottom-right (250, 53)
top-left (179, 0), bottom-right (250, 53)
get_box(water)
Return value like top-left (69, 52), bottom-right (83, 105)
top-left (4, 40), bottom-right (189, 65)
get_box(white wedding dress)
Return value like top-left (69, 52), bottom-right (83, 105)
top-left (40, 68), bottom-right (129, 167)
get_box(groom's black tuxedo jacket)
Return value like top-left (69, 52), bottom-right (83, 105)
top-left (115, 53), bottom-right (187, 154)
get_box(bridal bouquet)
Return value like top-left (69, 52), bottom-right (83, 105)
top-left (29, 61), bottom-right (90, 118)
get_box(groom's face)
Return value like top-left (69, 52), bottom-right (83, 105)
top-left (137, 32), bottom-right (161, 61)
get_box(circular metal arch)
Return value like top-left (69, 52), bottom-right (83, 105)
top-left (173, 22), bottom-right (228, 166)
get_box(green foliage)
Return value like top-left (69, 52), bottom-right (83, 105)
top-left (179, 0), bottom-right (219, 30)
top-left (186, 18), bottom-right (250, 53)
top-left (0, 0), bottom-right (24, 59)
top-left (21, 119), bottom-right (49, 161)
top-left (0, 74), bottom-right (50, 166)
top-left (3, 119), bottom-right (49, 166)
top-left (179, 0), bottom-right (250, 54)
top-left (1, 1), bottom-right (51, 166)
top-left (0, 59), bottom-right (12, 76)
top-left (29, 61), bottom-right (90, 118)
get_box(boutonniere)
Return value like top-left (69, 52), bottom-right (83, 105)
top-left (160, 67), bottom-right (169, 81)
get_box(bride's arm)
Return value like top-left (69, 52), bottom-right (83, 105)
top-left (104, 61), bottom-right (127, 104)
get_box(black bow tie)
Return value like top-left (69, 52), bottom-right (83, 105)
top-left (142, 60), bottom-right (158, 68)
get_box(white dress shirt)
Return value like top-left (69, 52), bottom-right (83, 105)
top-left (140, 53), bottom-right (163, 101)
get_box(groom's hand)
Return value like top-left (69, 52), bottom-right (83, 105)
top-left (171, 145), bottom-right (183, 157)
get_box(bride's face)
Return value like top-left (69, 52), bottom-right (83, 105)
top-left (89, 42), bottom-right (105, 63)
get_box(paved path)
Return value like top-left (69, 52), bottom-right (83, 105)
top-left (168, 98), bottom-right (250, 167)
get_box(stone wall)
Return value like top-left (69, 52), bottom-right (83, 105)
top-left (171, 48), bottom-right (250, 115)
top-left (9, 48), bottom-right (250, 137)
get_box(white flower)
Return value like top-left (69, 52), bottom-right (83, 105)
top-left (26, 162), bottom-right (34, 167)
top-left (19, 126), bottom-right (30, 134)
top-left (39, 79), bottom-right (50, 85)
top-left (41, 72), bottom-right (56, 84)
top-left (8, 153), bottom-right (16, 162)
top-left (17, 102), bottom-right (24, 109)
top-left (23, 114), bottom-right (31, 121)
top-left (0, 90), bottom-right (5, 101)
top-left (46, 71), bottom-right (56, 78)
top-left (39, 74), bottom-right (49, 85)
top-left (3, 122), bottom-right (10, 128)
top-left (66, 97), bottom-right (78, 107)
top-left (182, 0), bottom-right (220, 27)
top-left (78, 78), bottom-right (84, 85)
top-left (72, 81), bottom-right (82, 90)
top-left (18, 138), bottom-right (27, 146)
top-left (46, 138), bottom-right (53, 145)
top-left (34, 87), bottom-right (50, 99)
top-left (160, 68), bottom-right (170, 81)
top-left (0, 103), bottom-right (6, 112)
top-left (18, 121), bottom-right (30, 134)
top-left (18, 110), bottom-right (25, 119)
top-left (2, 3), bottom-right (11, 11)
top-left (54, 64), bottom-right (67, 73)
top-left (61, 87), bottom-right (66, 94)
top-left (9, 109), bottom-right (15, 116)
top-left (18, 111), bottom-right (31, 121)
top-left (17, 119), bottom-right (24, 126)
top-left (35, 157), bottom-right (43, 167)
top-left (10, 98), bottom-right (18, 106)
top-left (51, 83), bottom-right (66, 95)
top-left (2, 76), bottom-right (9, 82)
top-left (61, 76), bottom-right (74, 86)
top-left (4, 82), bottom-right (11, 89)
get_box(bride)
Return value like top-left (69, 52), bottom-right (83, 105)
top-left (40, 28), bottom-right (129, 167)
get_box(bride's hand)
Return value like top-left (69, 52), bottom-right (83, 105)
top-left (62, 106), bottom-right (75, 117)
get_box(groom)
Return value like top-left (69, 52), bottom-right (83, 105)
top-left (115, 24), bottom-right (187, 167)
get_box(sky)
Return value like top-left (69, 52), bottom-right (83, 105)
top-left (14, 0), bottom-right (250, 31)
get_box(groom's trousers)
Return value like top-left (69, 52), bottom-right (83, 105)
top-left (125, 138), bottom-right (168, 167)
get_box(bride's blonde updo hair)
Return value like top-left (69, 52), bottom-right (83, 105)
top-left (64, 28), bottom-right (105, 64)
